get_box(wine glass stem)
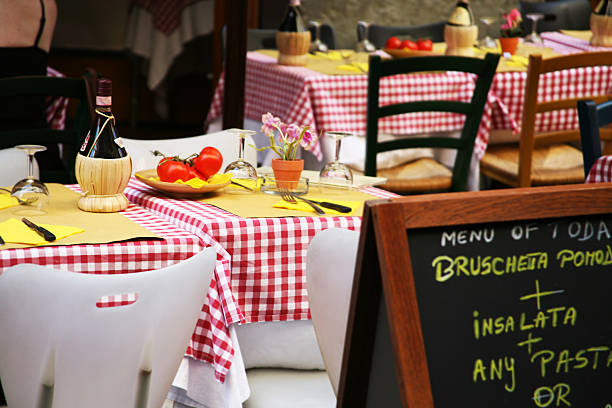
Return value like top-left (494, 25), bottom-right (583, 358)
top-left (238, 137), bottom-right (245, 160)
top-left (531, 19), bottom-right (537, 37)
top-left (27, 152), bottom-right (35, 179)
top-left (334, 138), bottom-right (341, 162)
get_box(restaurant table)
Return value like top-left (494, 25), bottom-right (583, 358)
top-left (206, 32), bottom-right (612, 188)
top-left (0, 187), bottom-right (211, 406)
top-left (586, 155), bottom-right (612, 183)
top-left (123, 176), bottom-right (398, 406)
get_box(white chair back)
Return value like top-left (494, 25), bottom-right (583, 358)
top-left (0, 247), bottom-right (216, 408)
top-left (121, 130), bottom-right (258, 175)
top-left (0, 147), bottom-right (40, 187)
top-left (306, 228), bottom-right (360, 396)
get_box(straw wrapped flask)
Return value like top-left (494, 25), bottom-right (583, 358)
top-left (276, 0), bottom-right (311, 66)
top-left (75, 78), bottom-right (131, 213)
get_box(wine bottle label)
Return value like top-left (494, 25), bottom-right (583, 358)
top-left (448, 7), bottom-right (472, 26)
top-left (114, 137), bottom-right (125, 149)
top-left (80, 130), bottom-right (91, 152)
top-left (96, 96), bottom-right (112, 107)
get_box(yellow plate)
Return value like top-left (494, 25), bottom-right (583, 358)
top-left (383, 48), bottom-right (441, 58)
top-left (135, 169), bottom-right (230, 196)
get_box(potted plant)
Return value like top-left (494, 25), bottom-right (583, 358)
top-left (259, 112), bottom-right (318, 188)
top-left (499, 8), bottom-right (523, 55)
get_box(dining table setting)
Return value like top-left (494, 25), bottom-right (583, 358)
top-left (206, 28), bottom-right (612, 191)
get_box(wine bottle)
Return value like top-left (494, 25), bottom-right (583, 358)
top-left (593, 0), bottom-right (611, 15)
top-left (79, 78), bottom-right (127, 159)
top-left (278, 0), bottom-right (306, 32)
top-left (447, 0), bottom-right (475, 26)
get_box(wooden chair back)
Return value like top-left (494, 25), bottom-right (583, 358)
top-left (578, 99), bottom-right (612, 176)
top-left (0, 75), bottom-right (91, 184)
top-left (365, 53), bottom-right (499, 192)
top-left (517, 52), bottom-right (612, 187)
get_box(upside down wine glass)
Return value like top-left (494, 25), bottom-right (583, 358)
top-left (479, 17), bottom-right (498, 49)
top-left (356, 21), bottom-right (376, 53)
top-left (524, 13), bottom-right (544, 44)
top-left (11, 144), bottom-right (50, 215)
top-left (224, 128), bottom-right (258, 193)
top-left (319, 131), bottom-right (353, 187)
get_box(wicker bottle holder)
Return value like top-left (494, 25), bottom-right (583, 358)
top-left (444, 24), bottom-right (478, 57)
top-left (590, 13), bottom-right (612, 47)
top-left (276, 31), bottom-right (311, 66)
top-left (75, 154), bottom-right (132, 213)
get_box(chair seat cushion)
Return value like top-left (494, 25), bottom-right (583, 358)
top-left (480, 143), bottom-right (584, 186)
top-left (243, 368), bottom-right (336, 408)
top-left (376, 157), bottom-right (452, 193)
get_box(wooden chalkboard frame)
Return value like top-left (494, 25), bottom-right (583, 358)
top-left (337, 182), bottom-right (612, 408)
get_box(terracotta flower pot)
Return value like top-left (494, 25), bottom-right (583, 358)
top-left (499, 37), bottom-right (519, 55)
top-left (272, 158), bottom-right (304, 189)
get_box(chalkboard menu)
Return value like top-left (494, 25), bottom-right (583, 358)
top-left (410, 215), bottom-right (612, 407)
top-left (338, 184), bottom-right (612, 408)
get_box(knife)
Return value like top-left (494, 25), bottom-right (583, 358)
top-left (21, 218), bottom-right (56, 242)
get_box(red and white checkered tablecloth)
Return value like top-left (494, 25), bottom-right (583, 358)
top-left (46, 67), bottom-right (68, 131)
top-left (123, 177), bottom-right (397, 382)
top-left (541, 31), bottom-right (611, 53)
top-left (207, 42), bottom-right (612, 162)
top-left (586, 155), bottom-right (612, 183)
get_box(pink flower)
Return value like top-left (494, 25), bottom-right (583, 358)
top-left (508, 8), bottom-right (521, 23)
top-left (259, 112), bottom-right (319, 160)
top-left (261, 113), bottom-right (281, 137)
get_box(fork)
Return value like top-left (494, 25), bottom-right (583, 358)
top-left (279, 189), bottom-right (326, 215)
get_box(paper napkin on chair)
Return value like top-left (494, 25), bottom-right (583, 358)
top-left (0, 218), bottom-right (84, 245)
top-left (0, 194), bottom-right (19, 210)
top-left (273, 199), bottom-right (359, 216)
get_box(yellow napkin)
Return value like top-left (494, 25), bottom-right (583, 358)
top-left (148, 173), bottom-right (233, 188)
top-left (0, 218), bottom-right (84, 245)
top-left (0, 194), bottom-right (19, 211)
top-left (273, 198), bottom-right (359, 216)
top-left (505, 54), bottom-right (529, 68)
top-left (337, 62), bottom-right (369, 73)
top-left (313, 50), bottom-right (344, 61)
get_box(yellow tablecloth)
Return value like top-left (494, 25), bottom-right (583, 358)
top-left (0, 184), bottom-right (161, 249)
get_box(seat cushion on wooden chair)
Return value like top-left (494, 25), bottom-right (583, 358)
top-left (376, 157), bottom-right (452, 193)
top-left (243, 368), bottom-right (335, 408)
top-left (481, 143), bottom-right (584, 186)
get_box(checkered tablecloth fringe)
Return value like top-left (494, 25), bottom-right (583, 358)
top-left (96, 292), bottom-right (139, 308)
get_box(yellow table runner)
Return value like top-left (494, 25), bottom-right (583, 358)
top-left (560, 30), bottom-right (593, 42)
top-left (256, 41), bottom-right (559, 75)
top-left (0, 184), bottom-right (161, 249)
top-left (197, 184), bottom-right (383, 218)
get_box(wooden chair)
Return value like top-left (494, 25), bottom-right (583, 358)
top-left (365, 53), bottom-right (500, 193)
top-left (362, 21), bottom-right (447, 48)
top-left (480, 52), bottom-right (612, 188)
top-left (578, 99), bottom-right (612, 177)
top-left (0, 248), bottom-right (217, 408)
top-left (0, 75), bottom-right (92, 184)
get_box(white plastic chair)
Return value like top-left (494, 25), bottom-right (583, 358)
top-left (0, 247), bottom-right (217, 408)
top-left (0, 147), bottom-right (39, 187)
top-left (241, 228), bottom-right (359, 408)
top-left (306, 228), bottom-right (360, 395)
top-left (121, 130), bottom-right (258, 175)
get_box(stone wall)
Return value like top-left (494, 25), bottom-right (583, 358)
top-left (296, 0), bottom-right (518, 49)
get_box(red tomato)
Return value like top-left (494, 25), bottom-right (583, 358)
top-left (157, 158), bottom-right (191, 183)
top-left (193, 146), bottom-right (223, 179)
top-left (187, 164), bottom-right (205, 180)
top-left (400, 39), bottom-right (418, 50)
top-left (385, 36), bottom-right (402, 49)
top-left (417, 38), bottom-right (433, 51)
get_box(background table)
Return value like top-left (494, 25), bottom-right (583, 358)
top-left (207, 34), bottom-right (612, 183)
